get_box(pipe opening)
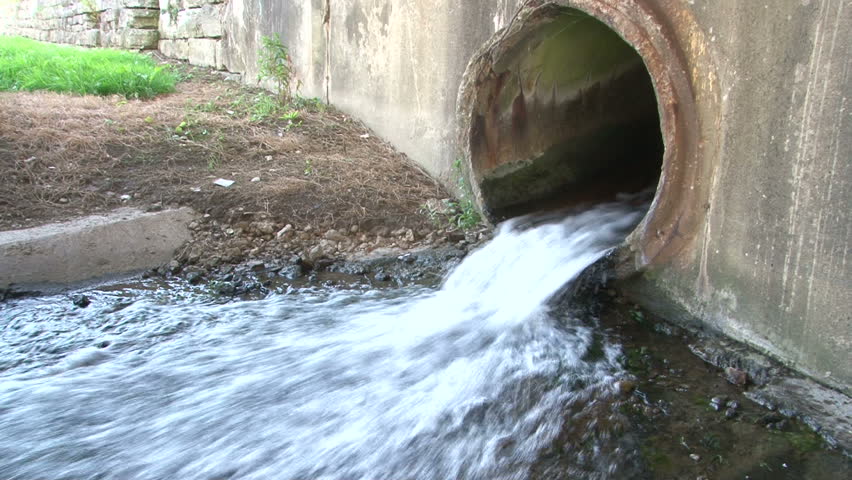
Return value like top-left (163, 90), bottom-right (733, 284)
top-left (468, 8), bottom-right (663, 221)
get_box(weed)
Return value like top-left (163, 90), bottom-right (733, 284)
top-left (448, 158), bottom-right (482, 230)
top-left (281, 109), bottom-right (300, 121)
top-left (189, 97), bottom-right (221, 113)
top-left (0, 36), bottom-right (177, 98)
top-left (303, 158), bottom-right (313, 176)
top-left (257, 34), bottom-right (299, 105)
top-left (249, 93), bottom-right (280, 122)
top-left (80, 0), bottom-right (100, 24)
top-left (290, 95), bottom-right (326, 112)
top-left (166, 1), bottom-right (179, 24)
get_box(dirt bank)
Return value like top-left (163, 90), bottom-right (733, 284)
top-left (0, 59), bottom-right (486, 285)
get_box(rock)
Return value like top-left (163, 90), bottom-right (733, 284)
top-left (276, 224), bottom-right (293, 238)
top-left (277, 264), bottom-right (304, 280)
top-left (767, 419), bottom-right (790, 431)
top-left (252, 221), bottom-right (276, 235)
top-left (757, 413), bottom-right (785, 426)
top-left (71, 294), bottom-right (90, 308)
top-left (185, 270), bottom-right (204, 285)
top-left (710, 396), bottom-right (726, 411)
top-left (725, 366), bottom-right (748, 386)
top-left (616, 380), bottom-right (636, 397)
top-left (689, 454), bottom-right (701, 462)
top-left (323, 229), bottom-right (347, 242)
top-left (725, 408), bottom-right (738, 419)
top-left (374, 272), bottom-right (391, 282)
top-left (166, 259), bottom-right (181, 274)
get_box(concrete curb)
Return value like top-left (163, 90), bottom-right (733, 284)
top-left (0, 208), bottom-right (195, 289)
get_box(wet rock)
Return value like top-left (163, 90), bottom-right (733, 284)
top-left (757, 413), bottom-right (785, 426)
top-left (277, 264), bottom-right (304, 280)
top-left (185, 268), bottom-right (204, 285)
top-left (168, 259), bottom-right (182, 274)
top-left (247, 260), bottom-right (266, 272)
top-left (616, 380), bottom-right (636, 397)
top-left (725, 366), bottom-right (748, 386)
top-left (374, 272), bottom-right (391, 282)
top-left (710, 396), bottom-right (727, 411)
top-left (71, 294), bottom-right (90, 308)
top-left (767, 419), bottom-right (790, 431)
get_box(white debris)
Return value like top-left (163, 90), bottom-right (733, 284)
top-left (359, 133), bottom-right (370, 139)
top-left (191, 187), bottom-right (201, 193)
top-left (213, 178), bottom-right (235, 188)
top-left (120, 194), bottom-right (131, 201)
top-left (265, 155), bottom-right (273, 161)
top-left (276, 224), bottom-right (293, 238)
top-left (251, 177), bottom-right (261, 182)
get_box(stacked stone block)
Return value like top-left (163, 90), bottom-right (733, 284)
top-left (157, 0), bottom-right (226, 69)
top-left (0, 0), bottom-right (161, 49)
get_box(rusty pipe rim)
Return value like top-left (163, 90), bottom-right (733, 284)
top-left (457, 0), bottom-right (706, 274)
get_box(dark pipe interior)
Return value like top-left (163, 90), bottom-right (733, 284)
top-left (470, 9), bottom-right (663, 221)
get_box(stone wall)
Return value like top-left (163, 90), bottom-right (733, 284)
top-left (157, 0), bottom-right (226, 69)
top-left (0, 0), bottom-right (160, 49)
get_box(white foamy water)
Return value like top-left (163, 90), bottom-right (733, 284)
top-left (0, 201), bottom-right (645, 480)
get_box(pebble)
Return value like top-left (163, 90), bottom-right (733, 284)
top-left (725, 366), bottom-right (748, 386)
top-left (710, 396), bottom-right (726, 411)
top-left (689, 454), bottom-right (701, 462)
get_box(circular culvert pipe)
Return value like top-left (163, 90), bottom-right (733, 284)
top-left (457, 1), bottom-right (711, 274)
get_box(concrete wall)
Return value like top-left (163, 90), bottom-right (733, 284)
top-left (0, 0), bottom-right (160, 49)
top-left (210, 0), bottom-right (850, 395)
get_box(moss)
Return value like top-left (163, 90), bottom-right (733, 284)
top-left (640, 441), bottom-right (673, 474)
top-left (783, 430), bottom-right (823, 454)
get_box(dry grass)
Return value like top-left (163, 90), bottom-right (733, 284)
top-left (0, 64), bottom-right (446, 232)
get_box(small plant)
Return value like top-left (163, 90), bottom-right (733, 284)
top-left (257, 34), bottom-right (299, 105)
top-left (248, 93), bottom-right (279, 122)
top-left (81, 0), bottom-right (100, 24)
top-left (449, 158), bottom-right (482, 230)
top-left (290, 95), bottom-right (326, 112)
top-left (303, 158), bottom-right (313, 176)
top-left (281, 109), bottom-right (300, 121)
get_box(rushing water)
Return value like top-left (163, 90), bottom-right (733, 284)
top-left (0, 201), bottom-right (646, 480)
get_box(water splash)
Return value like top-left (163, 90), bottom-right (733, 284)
top-left (0, 200), bottom-right (645, 480)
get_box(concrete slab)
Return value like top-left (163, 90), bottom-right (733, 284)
top-left (747, 377), bottom-right (852, 455)
top-left (0, 208), bottom-right (195, 289)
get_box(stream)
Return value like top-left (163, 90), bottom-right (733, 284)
top-left (1, 200), bottom-right (848, 479)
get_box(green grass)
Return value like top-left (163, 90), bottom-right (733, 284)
top-left (0, 36), bottom-right (178, 98)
